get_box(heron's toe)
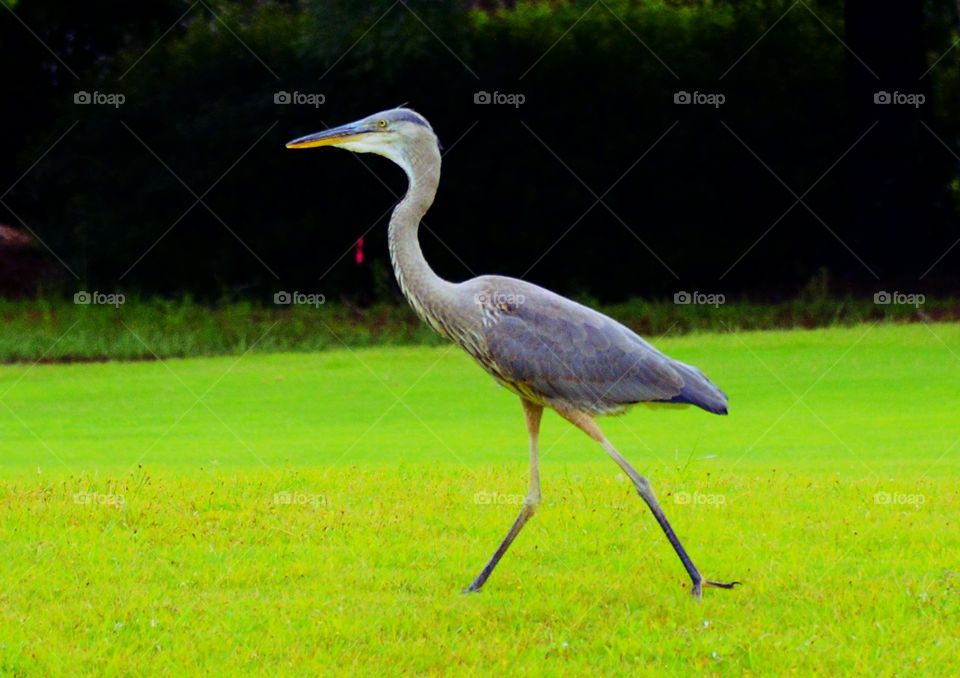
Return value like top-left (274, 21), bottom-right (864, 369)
top-left (705, 579), bottom-right (741, 590)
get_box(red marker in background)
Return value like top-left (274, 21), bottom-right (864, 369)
top-left (355, 236), bottom-right (364, 265)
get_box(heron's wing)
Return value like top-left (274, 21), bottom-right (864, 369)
top-left (480, 294), bottom-right (683, 409)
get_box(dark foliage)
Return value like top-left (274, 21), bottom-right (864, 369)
top-left (1, 0), bottom-right (957, 302)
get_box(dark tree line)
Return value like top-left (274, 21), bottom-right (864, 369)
top-left (1, 0), bottom-right (957, 302)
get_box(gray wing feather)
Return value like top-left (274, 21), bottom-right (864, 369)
top-left (477, 285), bottom-right (684, 411)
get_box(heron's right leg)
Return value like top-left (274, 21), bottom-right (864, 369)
top-left (556, 408), bottom-right (739, 598)
top-left (464, 398), bottom-right (543, 593)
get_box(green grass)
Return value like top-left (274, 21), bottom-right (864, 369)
top-left (1, 295), bottom-right (955, 362)
top-left (0, 323), bottom-right (958, 674)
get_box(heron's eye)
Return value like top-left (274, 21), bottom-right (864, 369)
top-left (377, 119), bottom-right (388, 129)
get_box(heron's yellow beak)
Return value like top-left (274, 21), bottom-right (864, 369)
top-left (285, 121), bottom-right (375, 149)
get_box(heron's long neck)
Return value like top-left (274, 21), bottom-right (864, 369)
top-left (388, 143), bottom-right (454, 330)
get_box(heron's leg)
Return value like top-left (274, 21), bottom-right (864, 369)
top-left (556, 408), bottom-right (739, 598)
top-left (464, 399), bottom-right (543, 593)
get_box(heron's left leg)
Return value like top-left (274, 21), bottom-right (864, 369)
top-left (556, 408), bottom-right (739, 598)
top-left (464, 398), bottom-right (543, 593)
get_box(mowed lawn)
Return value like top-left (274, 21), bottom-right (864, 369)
top-left (0, 323), bottom-right (958, 675)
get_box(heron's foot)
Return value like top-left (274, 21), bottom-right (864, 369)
top-left (462, 580), bottom-right (484, 595)
top-left (691, 578), bottom-right (741, 598)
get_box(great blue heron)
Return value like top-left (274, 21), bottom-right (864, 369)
top-left (287, 108), bottom-right (739, 597)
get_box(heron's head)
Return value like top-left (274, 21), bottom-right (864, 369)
top-left (285, 108), bottom-right (438, 171)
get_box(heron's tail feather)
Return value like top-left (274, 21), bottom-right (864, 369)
top-left (661, 361), bottom-right (728, 415)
